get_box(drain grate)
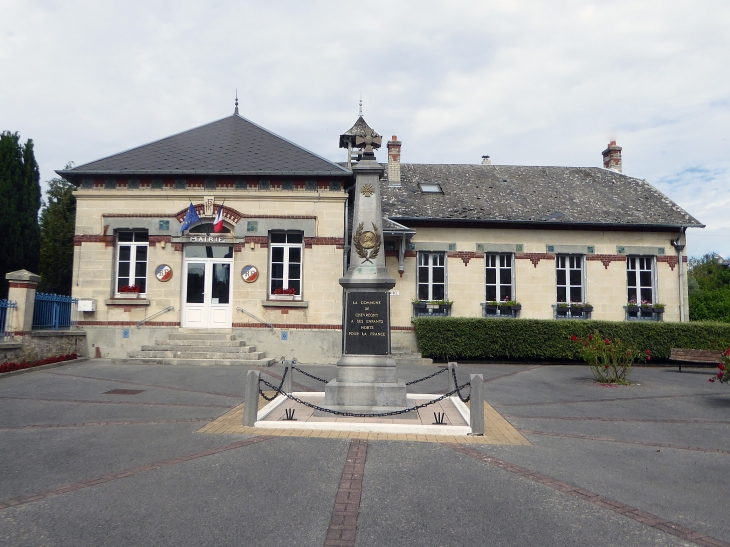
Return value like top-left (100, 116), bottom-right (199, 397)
top-left (104, 389), bottom-right (145, 395)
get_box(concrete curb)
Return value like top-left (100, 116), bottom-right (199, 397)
top-left (0, 357), bottom-right (89, 379)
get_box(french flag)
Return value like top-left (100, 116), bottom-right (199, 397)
top-left (213, 202), bottom-right (225, 233)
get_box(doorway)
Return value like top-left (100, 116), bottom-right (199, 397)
top-left (182, 245), bottom-right (234, 328)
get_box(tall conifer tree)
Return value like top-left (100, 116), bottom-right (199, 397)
top-left (0, 131), bottom-right (41, 297)
top-left (39, 166), bottom-right (76, 295)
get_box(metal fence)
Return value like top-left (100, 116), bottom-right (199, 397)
top-left (0, 299), bottom-right (17, 341)
top-left (32, 293), bottom-right (78, 331)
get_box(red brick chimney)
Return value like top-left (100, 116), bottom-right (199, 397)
top-left (387, 135), bottom-right (401, 186)
top-left (602, 141), bottom-right (622, 173)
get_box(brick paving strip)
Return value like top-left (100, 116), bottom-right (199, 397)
top-left (0, 436), bottom-right (274, 511)
top-left (0, 395), bottom-right (232, 409)
top-left (504, 415), bottom-right (730, 425)
top-left (324, 439), bottom-right (367, 547)
top-left (447, 443), bottom-right (730, 547)
top-left (43, 371), bottom-right (243, 398)
top-left (517, 429), bottom-right (730, 455)
top-left (0, 418), bottom-right (216, 431)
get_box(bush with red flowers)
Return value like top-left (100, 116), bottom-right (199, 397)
top-left (118, 285), bottom-right (142, 293)
top-left (0, 353), bottom-right (78, 374)
top-left (572, 330), bottom-right (648, 384)
top-left (273, 287), bottom-right (297, 295)
top-left (709, 349), bottom-right (730, 384)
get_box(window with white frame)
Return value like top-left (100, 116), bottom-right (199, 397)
top-left (116, 231), bottom-right (149, 294)
top-left (485, 253), bottom-right (513, 301)
top-left (269, 232), bottom-right (303, 298)
top-left (556, 255), bottom-right (584, 303)
top-left (627, 256), bottom-right (654, 304)
top-left (417, 252), bottom-right (446, 301)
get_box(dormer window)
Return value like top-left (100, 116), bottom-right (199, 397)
top-left (419, 182), bottom-right (443, 194)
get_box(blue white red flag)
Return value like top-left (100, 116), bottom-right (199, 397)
top-left (213, 202), bottom-right (225, 233)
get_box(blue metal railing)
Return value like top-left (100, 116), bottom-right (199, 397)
top-left (0, 299), bottom-right (17, 341)
top-left (32, 293), bottom-right (78, 330)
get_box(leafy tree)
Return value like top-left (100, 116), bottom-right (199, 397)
top-left (39, 165), bottom-right (76, 295)
top-left (0, 132), bottom-right (41, 297)
top-left (688, 253), bottom-right (730, 322)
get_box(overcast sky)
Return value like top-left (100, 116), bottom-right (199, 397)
top-left (2, 0), bottom-right (729, 258)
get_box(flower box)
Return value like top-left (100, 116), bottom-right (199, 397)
top-left (413, 301), bottom-right (452, 317)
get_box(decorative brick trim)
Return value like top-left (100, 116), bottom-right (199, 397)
top-left (233, 323), bottom-right (342, 330)
top-left (73, 235), bottom-right (114, 247)
top-left (77, 321), bottom-right (181, 327)
top-left (172, 243), bottom-right (183, 252)
top-left (173, 204), bottom-right (244, 225)
top-left (391, 326), bottom-right (415, 331)
top-left (8, 282), bottom-right (36, 289)
top-left (304, 237), bottom-right (345, 249)
top-left (515, 252), bottom-right (555, 268)
top-left (447, 251), bottom-right (481, 266)
top-left (103, 214), bottom-right (177, 218)
top-left (405, 250), bottom-right (417, 258)
top-left (148, 235), bottom-right (172, 247)
top-left (245, 236), bottom-right (268, 248)
top-left (587, 254), bottom-right (626, 269)
top-left (233, 243), bottom-right (243, 252)
top-left (657, 255), bottom-right (679, 271)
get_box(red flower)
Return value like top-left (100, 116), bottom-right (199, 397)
top-left (571, 335), bottom-right (577, 341)
top-left (604, 339), bottom-right (611, 345)
top-left (719, 364), bottom-right (726, 371)
top-left (718, 372), bottom-right (724, 379)
top-left (710, 378), bottom-right (716, 382)
top-left (724, 348), bottom-right (730, 356)
top-left (646, 356), bottom-right (651, 361)
top-left (645, 349), bottom-right (651, 355)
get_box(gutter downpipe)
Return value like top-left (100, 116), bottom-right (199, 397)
top-left (671, 228), bottom-right (687, 322)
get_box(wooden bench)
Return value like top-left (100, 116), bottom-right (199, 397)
top-left (669, 348), bottom-right (723, 372)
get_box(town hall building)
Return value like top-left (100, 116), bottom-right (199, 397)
top-left (58, 104), bottom-right (703, 363)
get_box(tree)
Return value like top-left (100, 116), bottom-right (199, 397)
top-left (39, 164), bottom-right (76, 295)
top-left (0, 132), bottom-right (41, 297)
top-left (688, 253), bottom-right (730, 322)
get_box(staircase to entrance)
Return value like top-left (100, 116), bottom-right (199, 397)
top-left (125, 329), bottom-right (275, 366)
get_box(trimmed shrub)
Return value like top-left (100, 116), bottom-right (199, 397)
top-left (413, 318), bottom-right (730, 362)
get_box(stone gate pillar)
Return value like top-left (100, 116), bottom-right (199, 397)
top-left (5, 270), bottom-right (41, 334)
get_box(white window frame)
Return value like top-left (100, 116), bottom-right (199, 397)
top-left (485, 253), bottom-right (514, 302)
top-left (417, 251), bottom-right (447, 301)
top-left (627, 256), bottom-right (656, 305)
top-left (556, 254), bottom-right (585, 303)
top-left (115, 231), bottom-right (149, 297)
top-left (268, 231), bottom-right (303, 300)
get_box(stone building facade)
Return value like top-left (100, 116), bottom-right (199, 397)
top-left (58, 109), bottom-right (703, 362)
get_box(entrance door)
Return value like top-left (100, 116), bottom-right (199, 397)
top-left (182, 245), bottom-right (233, 328)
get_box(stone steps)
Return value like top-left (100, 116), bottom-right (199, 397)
top-left (140, 344), bottom-right (258, 353)
top-left (392, 347), bottom-right (433, 366)
top-left (125, 329), bottom-right (273, 366)
top-left (121, 357), bottom-right (276, 366)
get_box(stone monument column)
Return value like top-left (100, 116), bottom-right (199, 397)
top-left (322, 128), bottom-right (408, 413)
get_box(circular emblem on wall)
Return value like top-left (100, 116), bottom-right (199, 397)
top-left (359, 231), bottom-right (377, 249)
top-left (241, 265), bottom-right (259, 283)
top-left (155, 264), bottom-right (173, 282)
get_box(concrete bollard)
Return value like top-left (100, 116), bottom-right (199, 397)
top-left (448, 362), bottom-right (458, 392)
top-left (469, 374), bottom-right (484, 435)
top-left (283, 365), bottom-right (292, 395)
top-left (243, 369), bottom-right (261, 427)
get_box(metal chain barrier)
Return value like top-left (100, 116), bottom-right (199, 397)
top-left (258, 377), bottom-right (471, 418)
top-left (405, 367), bottom-right (447, 385)
top-left (259, 366), bottom-right (289, 401)
top-left (291, 365), bottom-right (329, 384)
top-left (452, 367), bottom-right (471, 403)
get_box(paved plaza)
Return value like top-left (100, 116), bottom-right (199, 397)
top-left (1, 359), bottom-right (729, 546)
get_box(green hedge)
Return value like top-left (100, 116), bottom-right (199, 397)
top-left (413, 318), bottom-right (730, 362)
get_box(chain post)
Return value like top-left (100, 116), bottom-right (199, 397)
top-left (469, 374), bottom-right (484, 435)
top-left (243, 369), bottom-right (261, 427)
top-left (283, 364), bottom-right (292, 394)
top-left (448, 362), bottom-right (458, 392)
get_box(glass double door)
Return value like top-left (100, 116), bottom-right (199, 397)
top-left (182, 245), bottom-right (233, 328)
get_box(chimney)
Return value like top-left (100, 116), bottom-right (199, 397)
top-left (602, 141), bottom-right (622, 173)
top-left (387, 135), bottom-right (401, 186)
top-left (481, 155), bottom-right (491, 165)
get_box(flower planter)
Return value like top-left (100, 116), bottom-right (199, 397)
top-left (556, 306), bottom-right (569, 317)
top-left (570, 306), bottom-right (585, 318)
top-left (498, 305), bottom-right (511, 315)
top-left (583, 305), bottom-right (594, 313)
top-left (653, 307), bottom-right (665, 314)
top-left (510, 305), bottom-right (522, 312)
top-left (483, 305), bottom-right (498, 316)
top-left (626, 305), bottom-right (640, 313)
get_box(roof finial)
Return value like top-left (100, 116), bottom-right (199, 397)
top-left (234, 89), bottom-right (239, 115)
top-left (359, 93), bottom-right (362, 117)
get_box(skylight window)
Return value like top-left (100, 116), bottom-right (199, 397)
top-left (419, 182), bottom-right (443, 194)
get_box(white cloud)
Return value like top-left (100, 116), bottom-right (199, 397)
top-left (1, 0), bottom-right (728, 256)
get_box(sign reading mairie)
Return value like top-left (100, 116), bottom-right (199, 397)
top-left (344, 291), bottom-right (389, 355)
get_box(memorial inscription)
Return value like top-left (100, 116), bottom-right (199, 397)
top-left (344, 291), bottom-right (389, 355)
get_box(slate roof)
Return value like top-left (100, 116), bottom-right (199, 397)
top-left (380, 163), bottom-right (703, 229)
top-left (58, 114), bottom-right (350, 180)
